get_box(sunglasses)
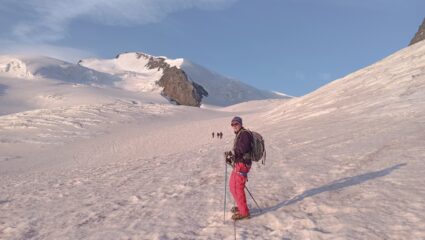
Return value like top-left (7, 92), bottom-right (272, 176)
top-left (231, 123), bottom-right (240, 127)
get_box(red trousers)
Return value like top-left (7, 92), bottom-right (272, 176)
top-left (229, 162), bottom-right (251, 216)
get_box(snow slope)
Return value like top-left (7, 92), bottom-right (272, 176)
top-left (1, 41), bottom-right (425, 239)
top-left (80, 52), bottom-right (289, 106)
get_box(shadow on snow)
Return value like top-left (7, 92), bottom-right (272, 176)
top-left (0, 84), bottom-right (7, 96)
top-left (251, 163), bottom-right (407, 217)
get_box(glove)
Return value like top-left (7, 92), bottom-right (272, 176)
top-left (224, 151), bottom-right (234, 165)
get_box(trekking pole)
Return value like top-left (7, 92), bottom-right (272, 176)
top-left (223, 160), bottom-right (228, 223)
top-left (233, 220), bottom-right (236, 240)
top-left (245, 186), bottom-right (263, 213)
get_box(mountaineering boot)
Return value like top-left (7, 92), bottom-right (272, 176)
top-left (230, 206), bottom-right (239, 214)
top-left (231, 212), bottom-right (250, 221)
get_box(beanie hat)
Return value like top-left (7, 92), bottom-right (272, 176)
top-left (231, 116), bottom-right (243, 126)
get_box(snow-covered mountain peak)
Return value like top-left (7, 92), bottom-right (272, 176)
top-left (0, 55), bottom-right (34, 79)
top-left (113, 52), bottom-right (185, 71)
top-left (0, 54), bottom-right (120, 87)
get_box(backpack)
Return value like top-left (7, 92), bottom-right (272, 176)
top-left (247, 130), bottom-right (266, 165)
top-left (234, 129), bottom-right (266, 165)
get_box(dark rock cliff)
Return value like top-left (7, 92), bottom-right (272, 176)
top-left (410, 18), bottom-right (425, 46)
top-left (157, 67), bottom-right (208, 107)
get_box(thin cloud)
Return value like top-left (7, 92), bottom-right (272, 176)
top-left (289, 0), bottom-right (406, 8)
top-left (0, 40), bottom-right (96, 63)
top-left (2, 0), bottom-right (238, 43)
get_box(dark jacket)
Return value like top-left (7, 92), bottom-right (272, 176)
top-left (233, 128), bottom-right (253, 165)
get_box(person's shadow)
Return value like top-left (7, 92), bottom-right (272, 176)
top-left (251, 163), bottom-right (407, 217)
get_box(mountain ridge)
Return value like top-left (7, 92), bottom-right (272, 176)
top-left (79, 52), bottom-right (289, 106)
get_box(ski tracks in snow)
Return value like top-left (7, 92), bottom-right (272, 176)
top-left (1, 147), bottom-right (214, 239)
top-left (1, 98), bottom-right (425, 239)
top-left (0, 114), bottom-right (235, 239)
top-left (0, 100), bottom-right (174, 145)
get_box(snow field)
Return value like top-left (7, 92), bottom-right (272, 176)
top-left (1, 41), bottom-right (425, 239)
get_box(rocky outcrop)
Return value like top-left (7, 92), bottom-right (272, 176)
top-left (144, 55), bottom-right (169, 70)
top-left (157, 67), bottom-right (208, 107)
top-left (409, 18), bottom-right (425, 46)
top-left (119, 52), bottom-right (208, 107)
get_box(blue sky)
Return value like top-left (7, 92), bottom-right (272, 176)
top-left (0, 0), bottom-right (424, 96)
